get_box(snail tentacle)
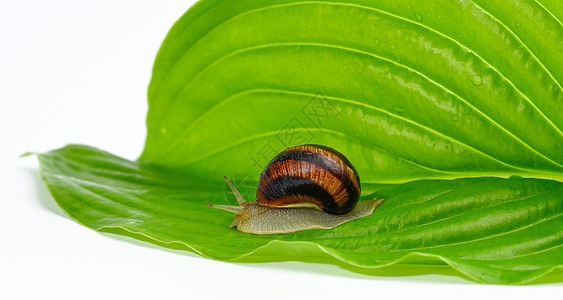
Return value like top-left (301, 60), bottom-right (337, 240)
top-left (223, 176), bottom-right (246, 205)
top-left (206, 204), bottom-right (242, 214)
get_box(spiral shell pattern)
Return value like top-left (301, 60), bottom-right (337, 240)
top-left (257, 144), bottom-right (360, 214)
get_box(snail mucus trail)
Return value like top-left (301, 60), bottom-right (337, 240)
top-left (207, 145), bottom-right (385, 234)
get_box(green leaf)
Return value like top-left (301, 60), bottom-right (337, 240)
top-left (39, 145), bottom-right (563, 284)
top-left (37, 0), bottom-right (563, 284)
top-left (141, 0), bottom-right (563, 183)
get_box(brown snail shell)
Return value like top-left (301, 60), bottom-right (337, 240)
top-left (257, 144), bottom-right (360, 214)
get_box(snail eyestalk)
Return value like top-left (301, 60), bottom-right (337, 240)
top-left (206, 176), bottom-right (246, 214)
top-left (206, 203), bottom-right (241, 214)
top-left (223, 176), bottom-right (246, 205)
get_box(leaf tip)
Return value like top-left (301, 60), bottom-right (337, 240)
top-left (20, 151), bottom-right (38, 158)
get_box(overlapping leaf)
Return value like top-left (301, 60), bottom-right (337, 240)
top-left (39, 145), bottom-right (563, 284)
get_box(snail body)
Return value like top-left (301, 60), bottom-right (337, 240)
top-left (208, 145), bottom-right (385, 234)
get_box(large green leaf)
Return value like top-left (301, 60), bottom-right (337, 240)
top-left (39, 145), bottom-right (563, 284)
top-left (141, 0), bottom-right (563, 182)
top-left (37, 0), bottom-right (563, 284)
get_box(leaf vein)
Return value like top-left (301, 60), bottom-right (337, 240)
top-left (380, 190), bottom-right (556, 235)
top-left (165, 87), bottom-right (555, 172)
top-left (176, 126), bottom-right (463, 175)
top-left (470, 0), bottom-right (563, 131)
top-left (384, 209), bottom-right (563, 253)
top-left (533, 0), bottom-right (563, 27)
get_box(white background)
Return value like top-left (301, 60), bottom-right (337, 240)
top-left (1, 0), bottom-right (561, 299)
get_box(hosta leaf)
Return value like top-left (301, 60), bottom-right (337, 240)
top-left (141, 0), bottom-right (563, 182)
top-left (37, 0), bottom-right (563, 284)
top-left (39, 145), bottom-right (563, 284)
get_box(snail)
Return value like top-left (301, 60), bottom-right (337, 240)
top-left (207, 144), bottom-right (385, 234)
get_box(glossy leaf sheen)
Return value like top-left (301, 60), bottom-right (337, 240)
top-left (142, 0), bottom-right (563, 181)
top-left (37, 0), bottom-right (563, 284)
